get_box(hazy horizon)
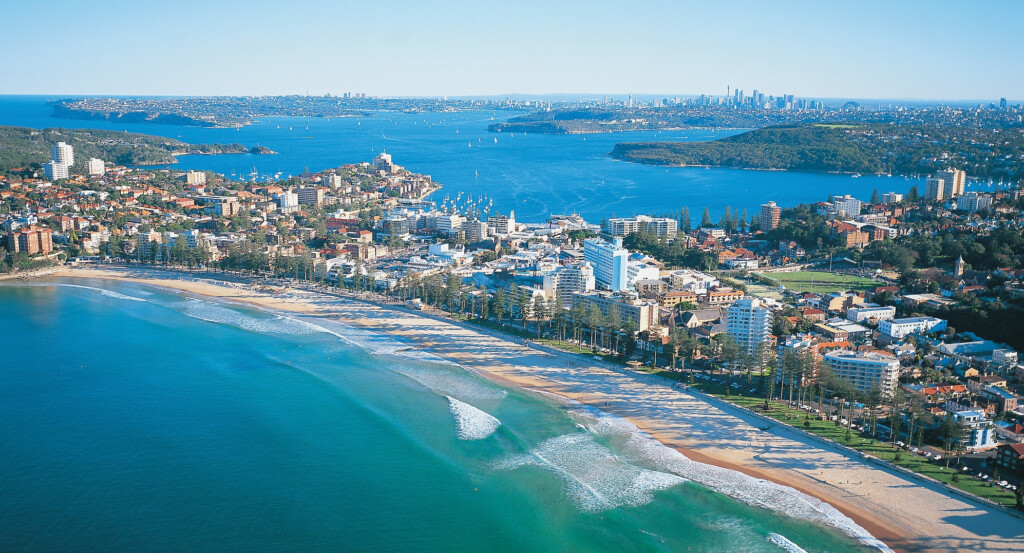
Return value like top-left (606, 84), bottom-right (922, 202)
top-left (5, 0), bottom-right (1022, 101)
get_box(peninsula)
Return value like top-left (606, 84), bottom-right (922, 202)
top-left (0, 125), bottom-right (266, 171)
top-left (611, 122), bottom-right (1024, 180)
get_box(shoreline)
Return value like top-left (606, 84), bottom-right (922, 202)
top-left (12, 266), bottom-right (1024, 552)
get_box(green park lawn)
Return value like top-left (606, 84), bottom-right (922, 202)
top-left (756, 271), bottom-right (879, 295)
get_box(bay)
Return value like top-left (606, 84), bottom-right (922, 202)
top-left (0, 280), bottom-right (877, 552)
top-left (0, 95), bottom-right (929, 222)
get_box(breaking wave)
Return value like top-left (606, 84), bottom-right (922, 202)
top-left (495, 432), bottom-right (685, 512)
top-left (447, 396), bottom-right (500, 440)
top-left (568, 405), bottom-right (893, 552)
top-left (16, 282), bottom-right (148, 302)
top-left (178, 298), bottom-right (324, 335)
top-left (767, 533), bottom-right (808, 553)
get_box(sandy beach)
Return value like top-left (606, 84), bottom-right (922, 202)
top-left (29, 266), bottom-right (1024, 552)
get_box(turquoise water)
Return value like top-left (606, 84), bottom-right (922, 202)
top-left (0, 95), bottom-right (935, 222)
top-left (0, 280), bottom-right (879, 552)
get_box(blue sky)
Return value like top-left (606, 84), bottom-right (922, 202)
top-left (4, 0), bottom-right (1022, 100)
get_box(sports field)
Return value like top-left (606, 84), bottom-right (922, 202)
top-left (756, 271), bottom-right (878, 294)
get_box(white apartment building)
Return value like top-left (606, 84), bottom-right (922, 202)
top-left (543, 262), bottom-right (596, 307)
top-left (878, 317), bottom-right (947, 339)
top-left (488, 211), bottom-right (516, 234)
top-left (604, 215), bottom-right (678, 239)
top-left (277, 191), bottom-right (300, 213)
top-left (761, 201), bottom-right (781, 230)
top-left (726, 297), bottom-right (773, 357)
top-left (583, 237), bottom-right (628, 292)
top-left (571, 291), bottom-right (654, 332)
top-left (925, 177), bottom-right (946, 201)
top-left (935, 168), bottom-right (966, 198)
top-left (956, 192), bottom-right (992, 213)
top-left (833, 195), bottom-right (862, 218)
top-left (437, 214), bottom-right (466, 236)
top-left (323, 174), bottom-right (343, 188)
top-left (626, 261), bottom-right (660, 290)
top-left (86, 158), bottom-right (105, 176)
top-left (669, 269), bottom-right (719, 293)
top-left (52, 141), bottom-right (74, 168)
top-left (43, 160), bottom-right (69, 180)
top-left (846, 306), bottom-right (896, 323)
top-left (880, 192), bottom-right (903, 205)
top-left (185, 170), bottom-right (206, 185)
top-left (823, 349), bottom-right (900, 396)
top-left (461, 219), bottom-right (488, 242)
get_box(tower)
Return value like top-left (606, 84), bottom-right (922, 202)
top-left (954, 256), bottom-right (965, 278)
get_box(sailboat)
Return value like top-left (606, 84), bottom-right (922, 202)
top-left (493, 137), bottom-right (497, 143)
top-left (475, 170), bottom-right (479, 177)
top-left (468, 142), bottom-right (472, 148)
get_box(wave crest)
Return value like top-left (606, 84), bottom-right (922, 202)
top-left (447, 396), bottom-right (500, 440)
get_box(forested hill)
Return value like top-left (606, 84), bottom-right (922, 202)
top-left (610, 122), bottom-right (1024, 179)
top-left (610, 124), bottom-right (885, 174)
top-left (0, 126), bottom-right (252, 172)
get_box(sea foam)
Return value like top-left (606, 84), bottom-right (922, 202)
top-left (179, 298), bottom-right (322, 335)
top-left (16, 282), bottom-right (148, 302)
top-left (447, 396), bottom-right (500, 440)
top-left (496, 432), bottom-right (685, 512)
top-left (767, 533), bottom-right (809, 553)
top-left (567, 405), bottom-right (894, 553)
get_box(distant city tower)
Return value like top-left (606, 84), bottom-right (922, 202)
top-left (954, 255), bottom-right (965, 278)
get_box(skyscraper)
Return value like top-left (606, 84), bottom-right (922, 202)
top-left (760, 201), bottom-right (781, 230)
top-left (583, 237), bottom-right (628, 292)
top-left (934, 169), bottom-right (966, 198)
top-left (726, 297), bottom-right (773, 357)
top-left (43, 160), bottom-right (68, 180)
top-left (52, 142), bottom-right (74, 168)
top-left (925, 178), bottom-right (946, 201)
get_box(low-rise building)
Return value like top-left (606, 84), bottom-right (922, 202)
top-left (846, 305), bottom-right (896, 323)
top-left (878, 317), bottom-right (947, 339)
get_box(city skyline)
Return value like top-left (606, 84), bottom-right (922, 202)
top-left (6, 0), bottom-right (1023, 101)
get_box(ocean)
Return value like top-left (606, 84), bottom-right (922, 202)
top-left (0, 95), bottom-right (932, 222)
top-left (0, 279), bottom-right (881, 552)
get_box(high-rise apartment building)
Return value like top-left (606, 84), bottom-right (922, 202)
top-left (957, 191), bottom-right (992, 213)
top-left (760, 201), bottom-right (781, 230)
top-left (822, 349), bottom-right (900, 396)
top-left (6, 225), bottom-right (54, 255)
top-left (925, 178), bottom-right (946, 201)
top-left (583, 237), bottom-right (628, 292)
top-left (488, 211), bottom-right (516, 234)
top-left (296, 187), bottom-right (325, 206)
top-left (935, 169), bottom-right (966, 198)
top-left (87, 158), bottom-right (105, 177)
top-left (726, 297), bottom-right (773, 357)
top-left (604, 215), bottom-right (678, 239)
top-left (43, 160), bottom-right (69, 180)
top-left (833, 195), bottom-right (862, 218)
top-left (52, 142), bottom-right (74, 168)
top-left (543, 262), bottom-right (596, 307)
top-left (277, 191), bottom-right (299, 213)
